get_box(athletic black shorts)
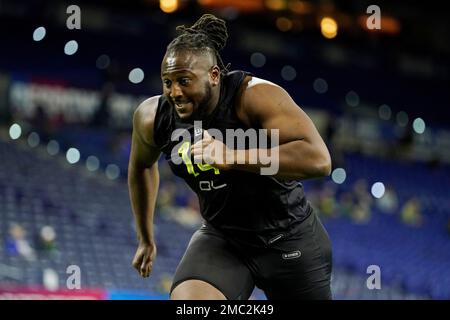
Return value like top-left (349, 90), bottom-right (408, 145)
top-left (170, 211), bottom-right (333, 300)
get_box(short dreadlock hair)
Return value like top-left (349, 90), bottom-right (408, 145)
top-left (166, 14), bottom-right (230, 75)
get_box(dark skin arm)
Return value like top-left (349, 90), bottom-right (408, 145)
top-left (192, 78), bottom-right (332, 180)
top-left (128, 96), bottom-right (161, 278)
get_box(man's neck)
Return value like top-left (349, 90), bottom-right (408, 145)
top-left (205, 83), bottom-right (222, 116)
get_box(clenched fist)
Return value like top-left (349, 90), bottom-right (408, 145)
top-left (190, 130), bottom-right (233, 170)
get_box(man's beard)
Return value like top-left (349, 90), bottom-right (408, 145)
top-left (181, 82), bottom-right (212, 123)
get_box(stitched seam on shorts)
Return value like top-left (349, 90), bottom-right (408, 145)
top-left (311, 214), bottom-right (332, 272)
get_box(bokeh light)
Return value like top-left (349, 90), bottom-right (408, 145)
top-left (413, 117), bottom-right (426, 134)
top-left (371, 182), bottom-right (385, 199)
top-left (106, 164), bottom-right (120, 180)
top-left (160, 0), bottom-right (178, 13)
top-left (346, 91), bottom-right (360, 107)
top-left (313, 78), bottom-right (328, 94)
top-left (33, 26), bottom-right (46, 41)
top-left (129, 68), bottom-right (145, 84)
top-left (378, 104), bottom-right (392, 120)
top-left (332, 168), bottom-right (347, 184)
top-left (66, 148), bottom-right (81, 164)
top-left (27, 132), bottom-right (40, 148)
top-left (320, 17), bottom-right (338, 39)
top-left (46, 140), bottom-right (60, 156)
top-left (281, 65), bottom-right (296, 81)
top-left (396, 111), bottom-right (409, 127)
top-left (250, 52), bottom-right (266, 68)
top-left (96, 54), bottom-right (110, 69)
top-left (64, 40), bottom-right (78, 55)
top-left (9, 124), bottom-right (22, 140)
top-left (86, 156), bottom-right (100, 172)
top-left (276, 17), bottom-right (293, 32)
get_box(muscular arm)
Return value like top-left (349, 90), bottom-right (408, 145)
top-left (128, 96), bottom-right (161, 245)
top-left (233, 79), bottom-right (331, 180)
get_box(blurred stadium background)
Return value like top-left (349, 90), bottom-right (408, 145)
top-left (0, 0), bottom-right (449, 300)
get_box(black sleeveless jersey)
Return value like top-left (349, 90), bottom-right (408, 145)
top-left (153, 70), bottom-right (313, 245)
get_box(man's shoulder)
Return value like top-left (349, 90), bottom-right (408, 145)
top-left (233, 74), bottom-right (285, 125)
top-left (241, 76), bottom-right (285, 105)
top-left (237, 75), bottom-right (293, 123)
top-left (246, 76), bottom-right (281, 90)
top-left (133, 95), bottom-right (162, 146)
top-left (136, 95), bottom-right (161, 115)
top-left (134, 95), bottom-right (162, 123)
